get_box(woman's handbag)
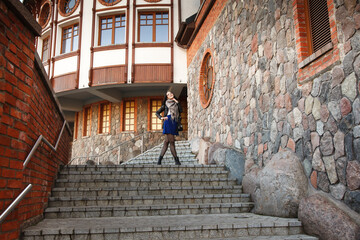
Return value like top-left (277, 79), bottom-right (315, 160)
top-left (178, 123), bottom-right (183, 132)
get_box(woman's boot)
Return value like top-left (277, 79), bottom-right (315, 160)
top-left (174, 156), bottom-right (181, 165)
top-left (157, 156), bottom-right (163, 165)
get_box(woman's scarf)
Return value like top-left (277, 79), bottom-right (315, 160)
top-left (165, 99), bottom-right (179, 122)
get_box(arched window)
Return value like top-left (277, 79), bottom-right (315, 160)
top-left (98, 0), bottom-right (122, 6)
top-left (39, 1), bottom-right (51, 28)
top-left (199, 50), bottom-right (215, 108)
top-left (58, 0), bottom-right (80, 17)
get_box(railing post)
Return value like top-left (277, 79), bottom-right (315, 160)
top-left (118, 145), bottom-right (121, 164)
top-left (141, 134), bottom-right (144, 153)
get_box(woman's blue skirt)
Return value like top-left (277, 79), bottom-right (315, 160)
top-left (163, 115), bottom-right (179, 135)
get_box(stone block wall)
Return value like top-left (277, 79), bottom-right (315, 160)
top-left (187, 0), bottom-right (360, 213)
top-left (71, 98), bottom-right (188, 164)
top-left (0, 1), bottom-right (72, 239)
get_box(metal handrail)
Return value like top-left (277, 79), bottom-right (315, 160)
top-left (0, 184), bottom-right (32, 224)
top-left (23, 121), bottom-right (66, 170)
top-left (68, 132), bottom-right (148, 164)
top-left (0, 121), bottom-right (67, 224)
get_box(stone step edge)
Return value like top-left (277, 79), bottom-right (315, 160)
top-left (197, 235), bottom-right (318, 240)
top-left (49, 193), bottom-right (250, 202)
top-left (24, 221), bottom-right (303, 236)
top-left (45, 202), bottom-right (255, 213)
top-left (63, 164), bottom-right (218, 169)
top-left (55, 178), bottom-right (236, 184)
top-left (52, 185), bottom-right (243, 192)
top-left (59, 170), bottom-right (229, 175)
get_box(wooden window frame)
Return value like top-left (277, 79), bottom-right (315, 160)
top-left (148, 98), bottom-right (163, 131)
top-left (41, 37), bottom-right (50, 62)
top-left (74, 112), bottom-right (79, 140)
top-left (98, 0), bottom-right (122, 6)
top-left (61, 23), bottom-right (79, 54)
top-left (121, 99), bottom-right (137, 132)
top-left (304, 0), bottom-right (332, 56)
top-left (98, 102), bottom-right (111, 134)
top-left (58, 0), bottom-right (80, 17)
top-left (39, 1), bottom-right (51, 28)
top-left (98, 14), bottom-right (126, 46)
top-left (82, 106), bottom-right (91, 137)
top-left (138, 11), bottom-right (169, 43)
top-left (199, 49), bottom-right (215, 109)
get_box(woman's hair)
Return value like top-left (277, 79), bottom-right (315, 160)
top-left (162, 91), bottom-right (177, 105)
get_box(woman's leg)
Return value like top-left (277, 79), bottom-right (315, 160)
top-left (158, 135), bottom-right (170, 165)
top-left (167, 134), bottom-right (177, 158)
top-left (168, 134), bottom-right (181, 165)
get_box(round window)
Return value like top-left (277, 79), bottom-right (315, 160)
top-left (39, 1), bottom-right (51, 28)
top-left (58, 0), bottom-right (80, 17)
top-left (98, 0), bottom-right (122, 6)
top-left (199, 50), bottom-right (215, 108)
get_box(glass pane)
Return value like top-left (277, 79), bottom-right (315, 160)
top-left (101, 19), bottom-right (107, 24)
top-left (156, 19), bottom-right (161, 24)
top-left (101, 29), bottom-right (112, 46)
top-left (73, 35), bottom-right (79, 51)
top-left (62, 38), bottom-right (71, 53)
top-left (114, 28), bottom-right (125, 44)
top-left (156, 25), bottom-right (168, 42)
top-left (130, 125), bottom-right (134, 131)
top-left (207, 68), bottom-right (213, 88)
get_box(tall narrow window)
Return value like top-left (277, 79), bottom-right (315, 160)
top-left (306, 0), bottom-right (331, 54)
top-left (61, 23), bottom-right (79, 53)
top-left (139, 12), bottom-right (168, 43)
top-left (123, 100), bottom-right (135, 131)
top-left (150, 99), bottom-right (162, 130)
top-left (42, 37), bottom-right (49, 61)
top-left (83, 107), bottom-right (91, 137)
top-left (99, 103), bottom-right (111, 134)
top-left (99, 14), bottom-right (126, 46)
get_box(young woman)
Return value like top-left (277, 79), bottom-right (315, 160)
top-left (155, 91), bottom-right (182, 165)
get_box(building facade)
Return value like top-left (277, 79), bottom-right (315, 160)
top-left (178, 0), bottom-right (360, 214)
top-left (32, 0), bottom-right (198, 163)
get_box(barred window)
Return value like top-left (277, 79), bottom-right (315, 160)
top-left (123, 100), bottom-right (135, 131)
top-left (150, 99), bottom-right (162, 130)
top-left (99, 103), bottom-right (111, 134)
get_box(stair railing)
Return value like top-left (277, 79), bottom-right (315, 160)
top-left (0, 121), bottom-right (67, 224)
top-left (69, 132), bottom-right (163, 165)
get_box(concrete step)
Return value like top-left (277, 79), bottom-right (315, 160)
top-left (51, 185), bottom-right (243, 197)
top-left (48, 193), bottom-right (251, 207)
top-left (44, 202), bottom-right (254, 218)
top-left (23, 213), bottom-right (309, 240)
top-left (123, 158), bottom-right (199, 164)
top-left (61, 164), bottom-right (224, 172)
top-left (206, 236), bottom-right (318, 240)
top-left (54, 178), bottom-right (237, 188)
top-left (57, 170), bottom-right (229, 180)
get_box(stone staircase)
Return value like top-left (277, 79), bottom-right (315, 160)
top-left (22, 141), bottom-right (317, 240)
top-left (124, 140), bottom-right (199, 165)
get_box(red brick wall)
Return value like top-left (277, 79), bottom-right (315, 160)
top-left (187, 0), bottom-right (228, 66)
top-left (0, 1), bottom-right (72, 239)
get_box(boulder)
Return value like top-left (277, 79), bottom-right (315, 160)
top-left (224, 149), bottom-right (245, 184)
top-left (299, 194), bottom-right (360, 240)
top-left (212, 148), bottom-right (228, 165)
top-left (190, 137), bottom-right (200, 155)
top-left (242, 166), bottom-right (261, 205)
top-left (197, 138), bottom-right (211, 165)
top-left (255, 150), bottom-right (308, 217)
top-left (208, 142), bottom-right (225, 164)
